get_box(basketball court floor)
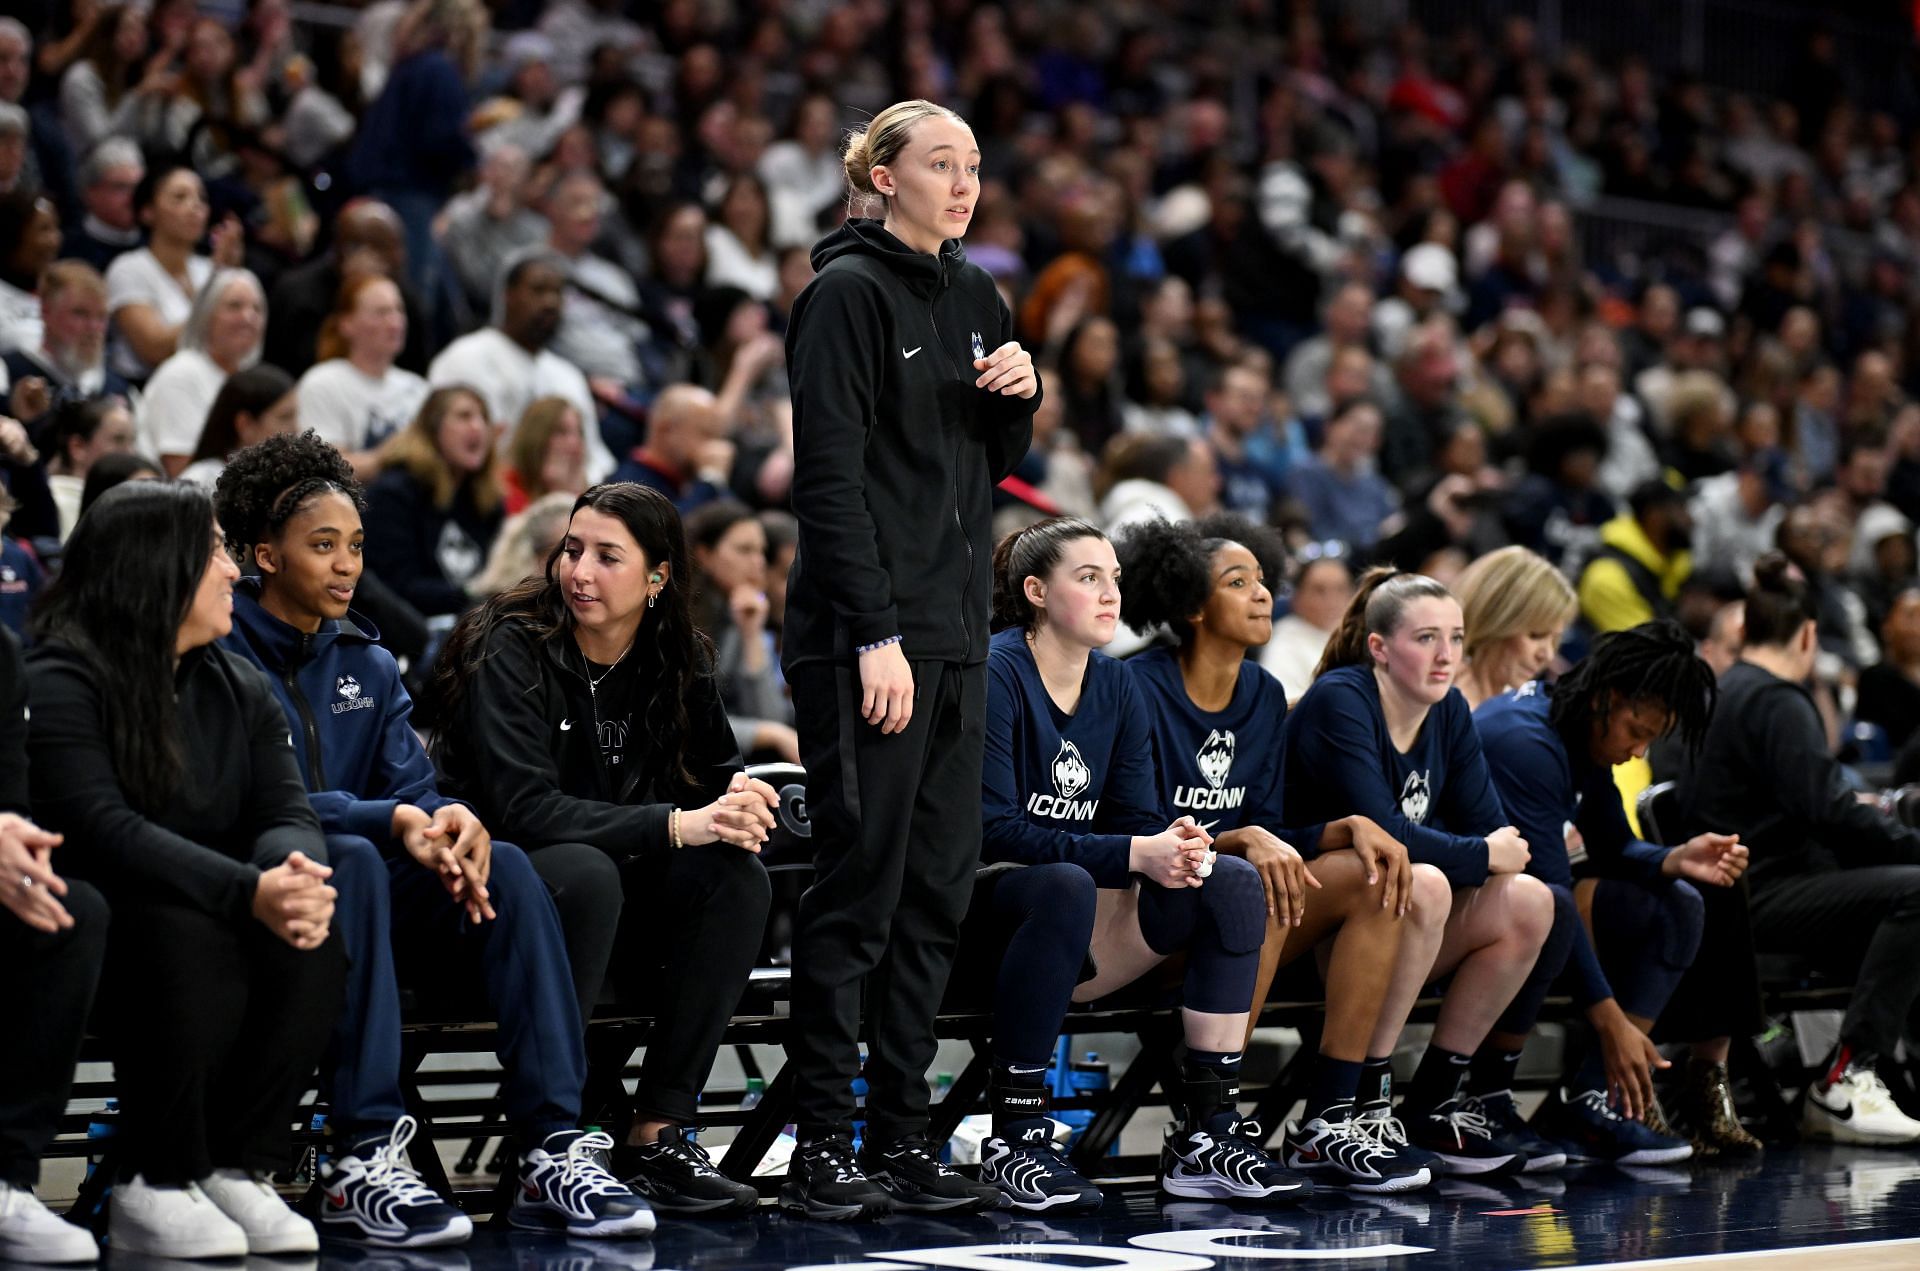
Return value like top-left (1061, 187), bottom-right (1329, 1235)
top-left (82, 1144), bottom-right (1920, 1271)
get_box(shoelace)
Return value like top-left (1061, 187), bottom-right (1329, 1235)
top-left (1571, 1088), bottom-right (1626, 1123)
top-left (1463, 1092), bottom-right (1522, 1131)
top-left (560, 1131), bottom-right (629, 1195)
top-left (803, 1141), bottom-right (861, 1185)
top-left (358, 1116), bottom-right (447, 1205)
top-left (1843, 1066), bottom-right (1902, 1115)
top-left (886, 1137), bottom-right (961, 1177)
top-left (649, 1131), bottom-right (722, 1179)
top-left (1435, 1104), bottom-right (1496, 1142)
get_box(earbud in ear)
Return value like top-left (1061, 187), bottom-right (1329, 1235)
top-left (650, 574), bottom-right (662, 583)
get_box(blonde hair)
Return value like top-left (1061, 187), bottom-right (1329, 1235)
top-left (380, 384), bottom-right (503, 515)
top-left (1454, 546), bottom-right (1577, 667)
top-left (842, 99), bottom-right (968, 206)
top-left (507, 396), bottom-right (583, 503)
top-left (472, 490), bottom-right (574, 596)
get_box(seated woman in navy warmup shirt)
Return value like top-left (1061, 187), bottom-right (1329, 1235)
top-left (1283, 569), bottom-right (1552, 1177)
top-left (1475, 621), bottom-right (1738, 1167)
top-left (980, 517), bottom-right (1305, 1207)
top-left (1118, 515), bottom-right (1436, 1195)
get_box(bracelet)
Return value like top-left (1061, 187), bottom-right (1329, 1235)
top-left (669, 808), bottom-right (683, 850)
top-left (856, 634), bottom-right (903, 655)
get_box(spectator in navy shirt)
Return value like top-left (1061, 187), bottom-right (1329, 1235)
top-left (1120, 515), bottom-right (1436, 1195)
top-left (980, 515), bottom-right (1307, 1206)
top-left (1204, 363), bottom-right (1285, 522)
top-left (1476, 623), bottom-right (1741, 1165)
top-left (1287, 397), bottom-right (1398, 550)
top-left (1284, 569), bottom-right (1552, 1176)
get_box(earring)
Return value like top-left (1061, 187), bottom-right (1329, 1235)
top-left (647, 592), bottom-right (657, 609)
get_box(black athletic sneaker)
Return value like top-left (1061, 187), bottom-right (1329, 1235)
top-left (778, 1137), bottom-right (893, 1222)
top-left (860, 1135), bottom-right (1004, 1214)
top-left (979, 1135), bottom-right (1103, 1214)
top-left (615, 1127), bottom-right (759, 1216)
top-left (1403, 1098), bottom-right (1530, 1176)
top-left (1462, 1092), bottom-right (1568, 1172)
top-left (1159, 1119), bottom-right (1312, 1203)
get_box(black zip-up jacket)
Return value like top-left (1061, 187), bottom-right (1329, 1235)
top-left (1682, 660), bottom-right (1920, 886)
top-left (434, 617), bottom-right (743, 858)
top-left (0, 627), bottom-right (26, 815)
top-left (783, 219), bottom-right (1039, 668)
top-left (24, 641), bottom-right (327, 923)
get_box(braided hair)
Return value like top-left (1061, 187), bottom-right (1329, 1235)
top-left (1549, 619), bottom-right (1717, 753)
top-left (212, 429), bottom-right (365, 563)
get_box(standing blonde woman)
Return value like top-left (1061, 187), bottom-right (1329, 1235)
top-left (1452, 546), bottom-right (1578, 710)
top-left (781, 99), bottom-right (1039, 1220)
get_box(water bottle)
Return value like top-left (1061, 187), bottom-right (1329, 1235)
top-left (83, 1099), bottom-right (118, 1182)
top-left (851, 1051), bottom-right (868, 1153)
top-left (742, 1077), bottom-right (766, 1110)
top-left (1068, 1052), bottom-right (1114, 1156)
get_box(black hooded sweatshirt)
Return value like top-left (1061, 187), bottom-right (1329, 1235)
top-left (782, 219), bottom-right (1039, 669)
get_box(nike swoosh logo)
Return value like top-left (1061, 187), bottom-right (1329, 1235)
top-left (559, 719), bottom-right (573, 731)
top-left (903, 346), bottom-right (922, 359)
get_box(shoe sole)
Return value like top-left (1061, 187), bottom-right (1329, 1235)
top-left (1614, 1145), bottom-right (1696, 1166)
top-left (870, 1173), bottom-right (1001, 1214)
top-left (319, 1216), bottom-right (475, 1248)
top-left (1002, 1190), bottom-right (1103, 1214)
top-left (108, 1230), bottom-right (249, 1259)
top-left (630, 1191), bottom-right (759, 1217)
top-left (1430, 1151), bottom-right (1523, 1176)
top-left (507, 1207), bottom-right (657, 1238)
top-left (1520, 1152), bottom-right (1568, 1172)
top-left (0, 1243), bottom-right (97, 1265)
top-left (775, 1183), bottom-right (892, 1222)
top-left (1159, 1176), bottom-right (1310, 1203)
top-left (1800, 1111), bottom-right (1920, 1146)
top-left (1282, 1153), bottom-right (1432, 1195)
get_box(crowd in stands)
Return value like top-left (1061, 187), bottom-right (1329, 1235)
top-left (9, 0), bottom-right (1920, 1260)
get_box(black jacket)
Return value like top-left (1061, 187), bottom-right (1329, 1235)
top-left (0, 627), bottom-right (25, 815)
top-left (363, 467), bottom-right (503, 619)
top-left (434, 616), bottom-right (742, 858)
top-left (783, 219), bottom-right (1038, 668)
top-left (1681, 660), bottom-right (1920, 886)
top-left (24, 641), bottom-right (327, 923)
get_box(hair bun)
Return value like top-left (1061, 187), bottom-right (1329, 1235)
top-left (841, 129), bottom-right (876, 197)
top-left (1751, 550), bottom-right (1792, 592)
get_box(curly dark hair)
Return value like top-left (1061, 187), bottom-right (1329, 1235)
top-left (212, 429), bottom-right (365, 562)
top-left (1116, 513), bottom-right (1285, 645)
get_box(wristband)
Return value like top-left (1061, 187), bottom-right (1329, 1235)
top-left (669, 808), bottom-right (683, 850)
top-left (856, 635), bottom-right (903, 655)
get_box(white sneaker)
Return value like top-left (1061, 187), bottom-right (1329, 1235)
top-left (108, 1175), bottom-right (249, 1259)
top-left (0, 1182), bottom-right (99, 1263)
top-left (1802, 1063), bottom-right (1920, 1145)
top-left (200, 1168), bottom-right (320, 1254)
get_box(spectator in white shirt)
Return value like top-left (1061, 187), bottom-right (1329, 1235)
top-left (704, 173), bottom-right (778, 301)
top-left (296, 273), bottom-right (429, 478)
top-left (105, 164), bottom-right (243, 379)
top-left (135, 266), bottom-right (264, 474)
top-left (544, 171), bottom-right (648, 391)
top-left (759, 92), bottom-right (846, 250)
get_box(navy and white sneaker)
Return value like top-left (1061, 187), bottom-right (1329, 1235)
top-left (1351, 1106), bottom-right (1443, 1178)
top-left (1280, 1112), bottom-right (1431, 1193)
top-left (319, 1117), bottom-right (473, 1247)
top-left (1159, 1120), bottom-right (1312, 1203)
top-left (1532, 1088), bottom-right (1694, 1166)
top-left (510, 1130), bottom-right (657, 1238)
top-left (1462, 1092), bottom-right (1568, 1173)
top-left (1403, 1098), bottom-right (1530, 1176)
top-left (979, 1135), bottom-right (1103, 1214)
top-left (616, 1127), bottom-right (759, 1216)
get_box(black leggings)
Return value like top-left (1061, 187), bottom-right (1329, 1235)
top-left (100, 898), bottom-right (345, 1184)
top-left (951, 864), bottom-right (1098, 1067)
top-left (527, 839), bottom-right (770, 1125)
top-left (1136, 854), bottom-right (1265, 1015)
top-left (0, 880), bottom-right (107, 1188)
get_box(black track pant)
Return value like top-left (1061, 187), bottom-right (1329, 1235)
top-left (0, 880), bottom-right (107, 1188)
top-left (100, 899), bottom-right (345, 1185)
top-left (1751, 865), bottom-right (1920, 1059)
top-left (785, 659), bottom-right (985, 1144)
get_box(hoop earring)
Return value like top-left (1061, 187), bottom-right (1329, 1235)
top-left (648, 591), bottom-right (657, 609)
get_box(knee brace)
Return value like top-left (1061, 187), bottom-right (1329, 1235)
top-left (1198, 855), bottom-right (1270, 956)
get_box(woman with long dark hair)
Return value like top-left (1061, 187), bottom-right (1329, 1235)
top-left (26, 481), bottom-right (343, 1258)
top-left (1282, 570), bottom-right (1555, 1176)
top-left (433, 482), bottom-right (774, 1215)
top-left (213, 433), bottom-right (652, 1242)
top-left (780, 97), bottom-right (1039, 1221)
top-left (179, 364), bottom-right (298, 487)
top-left (1117, 516), bottom-right (1435, 1193)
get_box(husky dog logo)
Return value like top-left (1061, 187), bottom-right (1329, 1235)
top-left (336, 675), bottom-right (361, 700)
top-left (1196, 729), bottom-right (1236, 790)
top-left (1399, 770), bottom-right (1432, 823)
top-left (331, 674), bottom-right (375, 715)
top-left (1052, 739), bottom-right (1091, 800)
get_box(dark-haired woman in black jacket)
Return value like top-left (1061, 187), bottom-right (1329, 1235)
top-left (25, 480), bottom-right (343, 1259)
top-left (434, 482), bottom-right (774, 1216)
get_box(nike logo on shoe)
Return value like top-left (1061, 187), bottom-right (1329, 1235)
top-left (903, 347), bottom-right (923, 359)
top-left (560, 719), bottom-right (573, 731)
